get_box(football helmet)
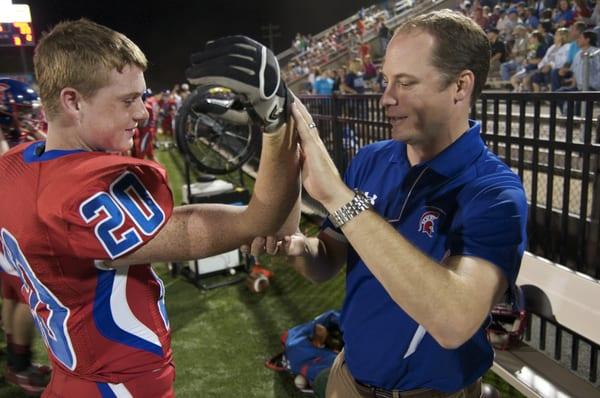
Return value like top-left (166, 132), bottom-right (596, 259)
top-left (0, 78), bottom-right (45, 147)
top-left (486, 286), bottom-right (528, 350)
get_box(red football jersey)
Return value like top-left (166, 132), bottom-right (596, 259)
top-left (0, 141), bottom-right (174, 384)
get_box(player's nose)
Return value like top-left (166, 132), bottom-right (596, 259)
top-left (134, 99), bottom-right (149, 122)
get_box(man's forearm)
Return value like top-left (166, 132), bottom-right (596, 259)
top-left (319, 192), bottom-right (504, 348)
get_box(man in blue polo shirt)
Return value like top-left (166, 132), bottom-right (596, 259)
top-left (253, 9), bottom-right (528, 398)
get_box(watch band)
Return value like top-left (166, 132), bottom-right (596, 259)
top-left (328, 190), bottom-right (373, 228)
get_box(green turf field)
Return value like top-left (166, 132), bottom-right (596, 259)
top-left (0, 141), bottom-right (525, 397)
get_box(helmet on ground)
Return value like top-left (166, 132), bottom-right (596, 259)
top-left (486, 286), bottom-right (528, 350)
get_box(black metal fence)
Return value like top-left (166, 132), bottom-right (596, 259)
top-left (301, 92), bottom-right (600, 280)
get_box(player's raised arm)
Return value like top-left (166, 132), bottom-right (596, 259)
top-left (111, 36), bottom-right (301, 266)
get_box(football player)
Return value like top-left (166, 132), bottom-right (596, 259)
top-left (0, 20), bottom-right (298, 397)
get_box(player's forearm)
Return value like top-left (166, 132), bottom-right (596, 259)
top-left (276, 197), bottom-right (301, 237)
top-left (245, 125), bottom-right (300, 236)
top-left (291, 236), bottom-right (342, 283)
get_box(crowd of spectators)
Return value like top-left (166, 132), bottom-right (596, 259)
top-left (283, 0), bottom-right (599, 98)
top-left (459, 0), bottom-right (600, 93)
top-left (283, 2), bottom-right (406, 83)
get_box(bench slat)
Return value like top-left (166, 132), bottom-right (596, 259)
top-left (493, 345), bottom-right (600, 398)
top-left (517, 252), bottom-right (600, 345)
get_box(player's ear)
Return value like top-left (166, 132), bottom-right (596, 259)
top-left (59, 87), bottom-right (82, 119)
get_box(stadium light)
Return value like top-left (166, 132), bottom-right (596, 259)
top-left (0, 2), bottom-right (34, 47)
top-left (0, 1), bottom-right (32, 23)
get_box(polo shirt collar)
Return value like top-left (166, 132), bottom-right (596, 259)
top-left (424, 120), bottom-right (485, 178)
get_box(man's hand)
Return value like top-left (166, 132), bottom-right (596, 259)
top-left (291, 98), bottom-right (353, 210)
top-left (186, 35), bottom-right (293, 132)
top-left (242, 232), bottom-right (308, 257)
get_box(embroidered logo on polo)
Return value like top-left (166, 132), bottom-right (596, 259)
top-left (364, 191), bottom-right (378, 205)
top-left (418, 210), bottom-right (440, 238)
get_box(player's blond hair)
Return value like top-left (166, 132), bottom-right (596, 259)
top-left (33, 19), bottom-right (147, 120)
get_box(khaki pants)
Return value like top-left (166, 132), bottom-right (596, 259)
top-left (326, 351), bottom-right (482, 398)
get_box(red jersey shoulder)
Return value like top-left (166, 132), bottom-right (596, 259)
top-left (39, 153), bottom-right (173, 260)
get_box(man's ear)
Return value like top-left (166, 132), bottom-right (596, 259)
top-left (454, 70), bottom-right (475, 105)
top-left (59, 88), bottom-right (82, 118)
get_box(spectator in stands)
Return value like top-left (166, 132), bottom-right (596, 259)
top-left (555, 30), bottom-right (599, 114)
top-left (500, 24), bottom-right (529, 80)
top-left (541, 7), bottom-right (554, 20)
top-left (510, 30), bottom-right (548, 90)
top-left (487, 5), bottom-right (504, 30)
top-left (523, 6), bottom-right (541, 29)
top-left (499, 8), bottom-right (522, 42)
top-left (583, 1), bottom-right (600, 31)
top-left (376, 16), bottom-right (391, 56)
top-left (532, 0), bottom-right (556, 18)
top-left (308, 68), bottom-right (319, 92)
top-left (348, 30), bottom-right (362, 59)
top-left (313, 69), bottom-right (335, 95)
top-left (539, 19), bottom-right (555, 47)
top-left (482, 5), bottom-right (492, 21)
top-left (373, 65), bottom-right (386, 93)
top-left (332, 67), bottom-right (344, 93)
top-left (251, 10), bottom-right (527, 398)
top-left (488, 28), bottom-right (508, 77)
top-left (362, 54), bottom-right (377, 79)
top-left (516, 2), bottom-right (528, 21)
top-left (356, 16), bottom-right (366, 37)
top-left (553, 0), bottom-right (576, 28)
top-left (550, 21), bottom-right (586, 89)
top-left (341, 58), bottom-right (366, 94)
top-left (557, 30), bottom-right (600, 91)
top-left (572, 0), bottom-right (592, 23)
top-left (472, 6), bottom-right (489, 28)
top-left (359, 37), bottom-right (372, 61)
top-left (531, 27), bottom-right (570, 91)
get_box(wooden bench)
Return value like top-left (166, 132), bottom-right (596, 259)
top-left (491, 252), bottom-right (600, 397)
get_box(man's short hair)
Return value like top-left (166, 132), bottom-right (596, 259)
top-left (582, 30), bottom-right (598, 47)
top-left (394, 9), bottom-right (490, 104)
top-left (539, 19), bottom-right (552, 32)
top-left (573, 21), bottom-right (587, 35)
top-left (34, 19), bottom-right (147, 120)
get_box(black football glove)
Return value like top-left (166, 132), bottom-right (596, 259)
top-left (186, 35), bottom-right (293, 132)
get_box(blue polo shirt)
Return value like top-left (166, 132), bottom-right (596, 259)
top-left (322, 121), bottom-right (527, 392)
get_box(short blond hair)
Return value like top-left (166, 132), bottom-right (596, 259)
top-left (34, 19), bottom-right (147, 120)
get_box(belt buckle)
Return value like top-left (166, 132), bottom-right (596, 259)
top-left (372, 386), bottom-right (398, 398)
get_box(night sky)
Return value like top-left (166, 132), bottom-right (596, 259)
top-left (3, 0), bottom-right (378, 90)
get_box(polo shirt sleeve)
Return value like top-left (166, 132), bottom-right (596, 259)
top-left (447, 181), bottom-right (528, 286)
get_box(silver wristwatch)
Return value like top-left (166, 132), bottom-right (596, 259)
top-left (328, 189), bottom-right (373, 228)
